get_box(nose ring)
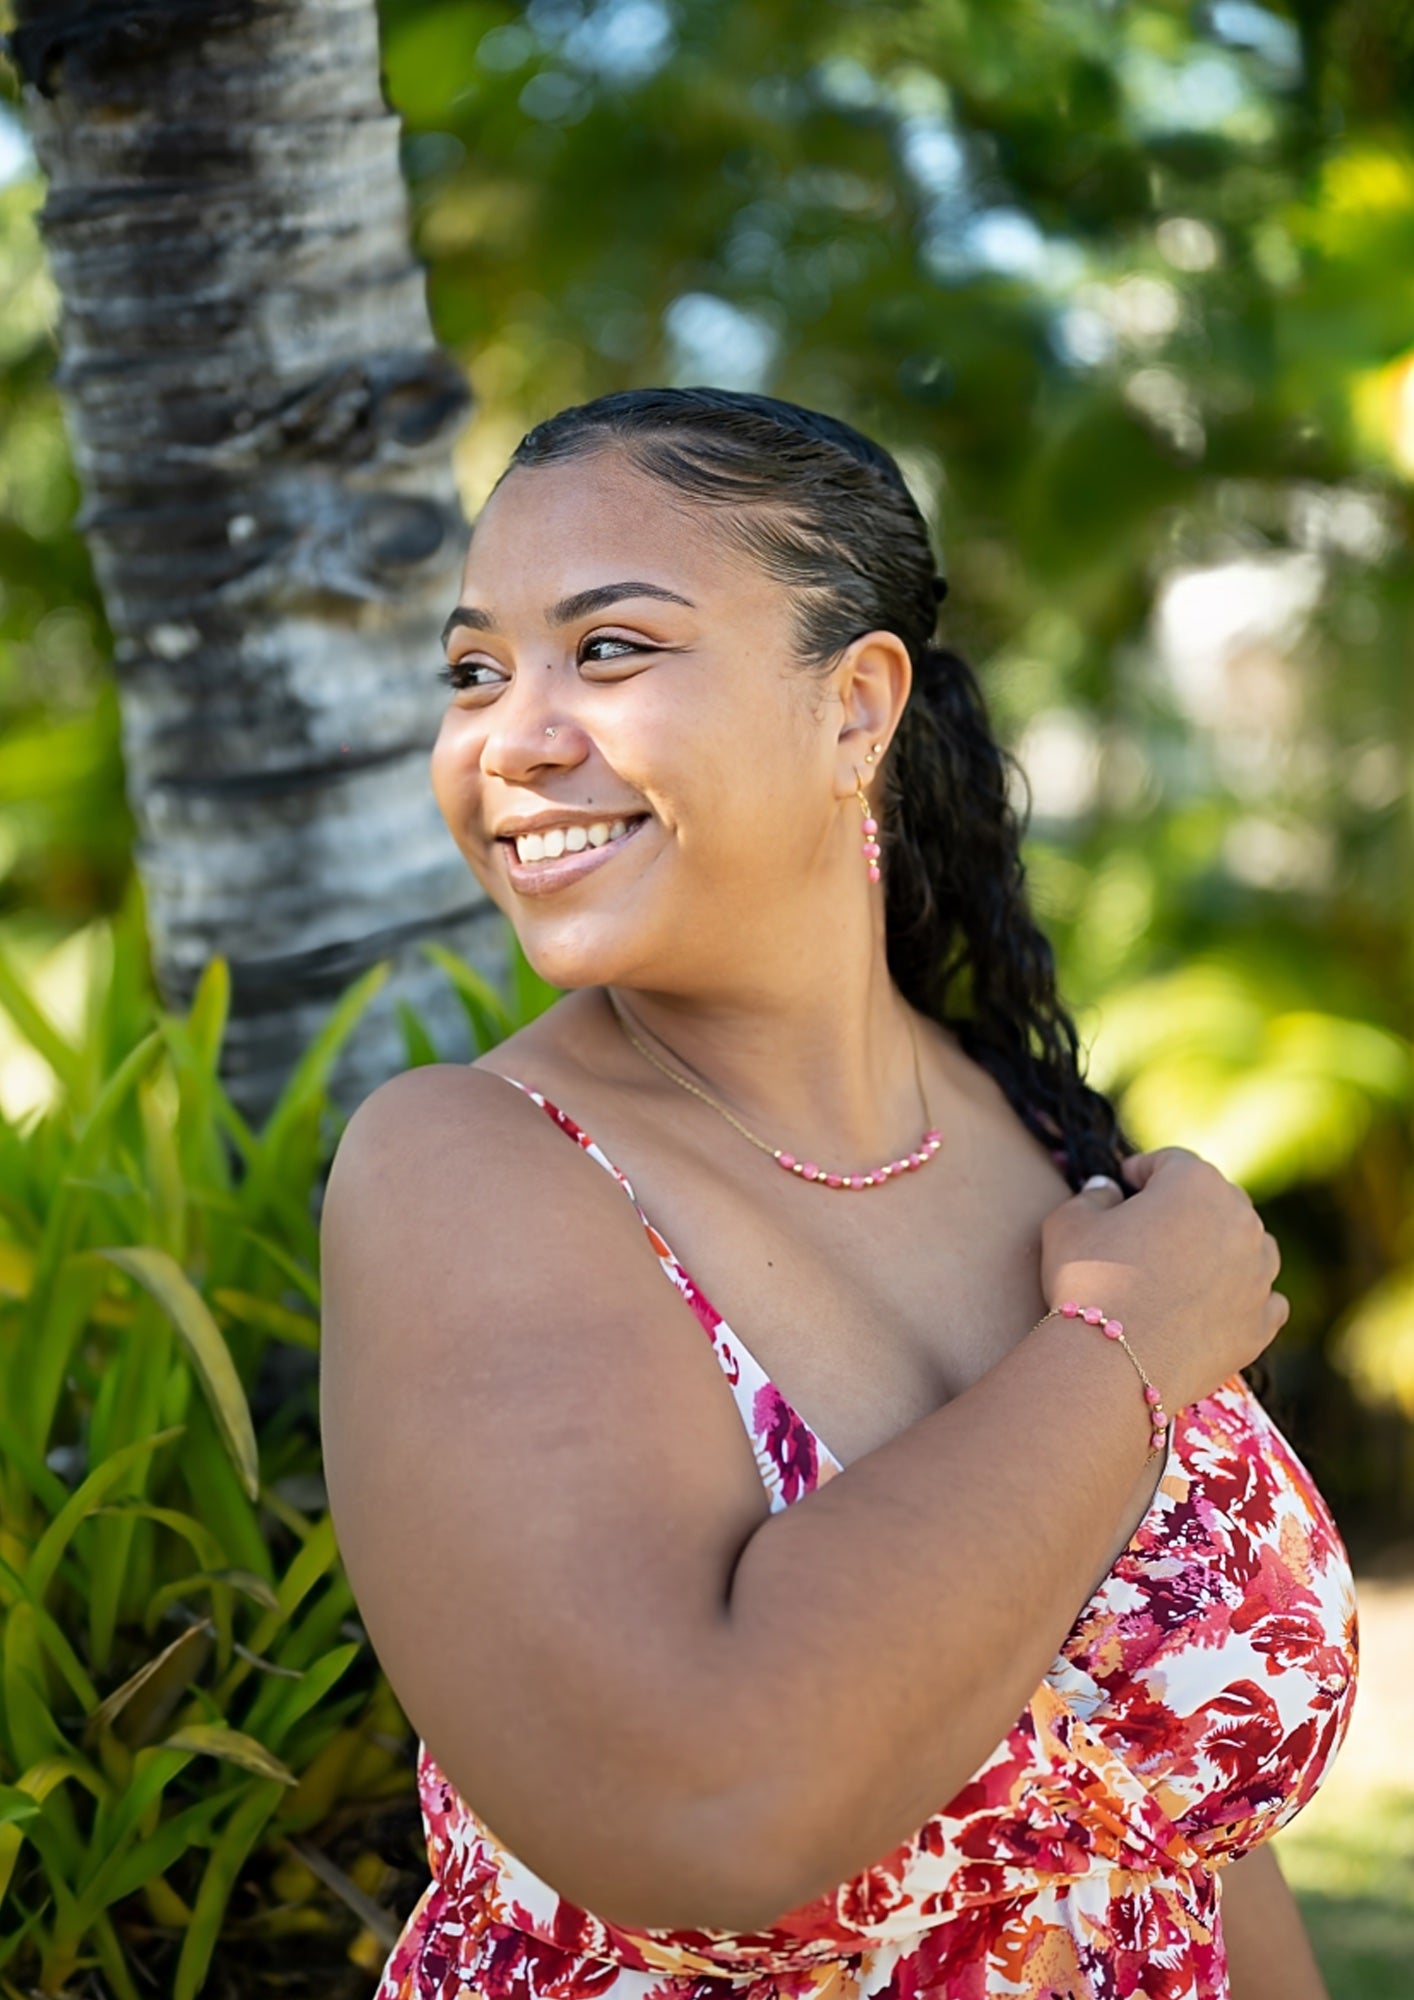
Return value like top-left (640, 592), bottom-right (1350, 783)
top-left (544, 726), bottom-right (557, 739)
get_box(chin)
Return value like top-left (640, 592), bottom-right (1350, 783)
top-left (504, 911), bottom-right (649, 997)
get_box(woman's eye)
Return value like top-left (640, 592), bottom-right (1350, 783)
top-left (438, 659), bottom-right (505, 692)
top-left (580, 634), bottom-right (646, 663)
top-left (437, 634), bottom-right (651, 692)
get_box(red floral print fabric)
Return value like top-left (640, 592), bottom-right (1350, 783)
top-left (374, 1082), bottom-right (1358, 2000)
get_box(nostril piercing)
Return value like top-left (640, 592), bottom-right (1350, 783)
top-left (545, 726), bottom-right (557, 738)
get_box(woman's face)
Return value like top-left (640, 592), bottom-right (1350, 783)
top-left (430, 449), bottom-right (890, 996)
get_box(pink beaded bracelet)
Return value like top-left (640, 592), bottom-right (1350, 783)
top-left (1034, 1300), bottom-right (1170, 1458)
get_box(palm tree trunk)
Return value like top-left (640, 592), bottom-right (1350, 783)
top-left (9, 0), bottom-right (494, 1122)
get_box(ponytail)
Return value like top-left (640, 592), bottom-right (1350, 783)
top-left (887, 642), bottom-right (1141, 1191)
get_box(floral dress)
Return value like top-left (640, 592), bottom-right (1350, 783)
top-left (374, 1080), bottom-right (1359, 2000)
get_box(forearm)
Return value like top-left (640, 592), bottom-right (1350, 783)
top-left (1221, 1845), bottom-right (1328, 2000)
top-left (716, 1308), bottom-right (1163, 1915)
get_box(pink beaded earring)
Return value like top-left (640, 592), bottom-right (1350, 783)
top-left (856, 743), bottom-right (883, 883)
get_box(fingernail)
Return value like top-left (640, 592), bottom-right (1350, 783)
top-left (1082, 1174), bottom-right (1119, 1192)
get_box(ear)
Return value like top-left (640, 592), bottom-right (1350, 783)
top-left (834, 630), bottom-right (913, 802)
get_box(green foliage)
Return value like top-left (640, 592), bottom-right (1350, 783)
top-left (377, 0), bottom-right (1414, 1493)
top-left (0, 7), bottom-right (1412, 1982)
top-left (0, 897), bottom-right (427, 1994)
top-left (0, 174), bottom-right (129, 936)
top-left (3, 0), bottom-right (1413, 1490)
top-left (1278, 1785), bottom-right (1414, 1998)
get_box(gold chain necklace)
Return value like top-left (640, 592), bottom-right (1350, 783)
top-left (606, 988), bottom-right (942, 1190)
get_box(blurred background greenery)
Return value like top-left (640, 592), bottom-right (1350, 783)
top-left (2, 0), bottom-right (1412, 1992)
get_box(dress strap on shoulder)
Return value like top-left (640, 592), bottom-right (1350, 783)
top-left (493, 1073), bottom-right (642, 1206)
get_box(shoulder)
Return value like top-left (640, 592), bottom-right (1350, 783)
top-left (326, 1037), bottom-right (595, 1198)
top-left (320, 1058), bottom-right (639, 1318)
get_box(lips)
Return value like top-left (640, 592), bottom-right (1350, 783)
top-left (499, 814), bottom-right (649, 895)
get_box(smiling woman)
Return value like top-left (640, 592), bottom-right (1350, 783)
top-left (317, 388), bottom-right (1355, 2000)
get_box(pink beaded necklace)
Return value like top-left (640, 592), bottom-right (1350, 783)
top-left (607, 989), bottom-right (942, 1191)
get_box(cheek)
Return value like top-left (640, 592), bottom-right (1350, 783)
top-left (429, 718), bottom-right (481, 835)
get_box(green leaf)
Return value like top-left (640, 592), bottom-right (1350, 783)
top-left (237, 1230), bottom-right (320, 1307)
top-left (249, 1642), bottom-right (360, 1753)
top-left (83, 1620), bottom-right (214, 1750)
top-left (186, 956), bottom-right (230, 1075)
top-left (396, 996), bottom-right (442, 1068)
top-left (257, 959), bottom-right (391, 1165)
top-left (29, 1030), bottom-right (166, 1319)
top-left (138, 1066), bottom-right (186, 1258)
top-left (0, 941), bottom-right (86, 1100)
top-left (87, 1248), bottom-right (259, 1501)
top-left (172, 1780), bottom-right (286, 2000)
top-left (26, 1426), bottom-right (184, 1602)
top-left (0, 1556), bottom-right (100, 1713)
top-left (215, 1514), bottom-right (340, 1708)
top-left (420, 940), bottom-right (514, 1051)
top-left (88, 1908), bottom-right (144, 2000)
top-left (0, 1755), bottom-right (110, 1907)
top-left (509, 932), bottom-right (560, 1025)
top-left (210, 1287), bottom-right (320, 1351)
top-left (84, 1788), bottom-right (230, 1919)
top-left (160, 1724), bottom-right (296, 1786)
top-left (0, 1405), bottom-right (69, 1515)
top-left (89, 1498), bottom-right (229, 1573)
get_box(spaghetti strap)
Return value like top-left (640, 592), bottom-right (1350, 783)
top-left (495, 1072), bottom-right (647, 1207)
top-left (490, 1071), bottom-right (843, 1500)
top-left (377, 1111), bottom-right (1356, 2000)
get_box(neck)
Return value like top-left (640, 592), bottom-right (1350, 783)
top-left (602, 950), bottom-right (943, 1167)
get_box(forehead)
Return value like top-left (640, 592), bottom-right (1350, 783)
top-left (459, 450), bottom-right (774, 610)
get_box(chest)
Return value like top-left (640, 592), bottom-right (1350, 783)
top-left (616, 1116), bottom-right (1068, 1470)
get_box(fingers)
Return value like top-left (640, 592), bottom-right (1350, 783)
top-left (1078, 1173), bottom-right (1126, 1208)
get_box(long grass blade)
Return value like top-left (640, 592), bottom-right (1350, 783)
top-left (88, 1248), bottom-right (259, 1501)
top-left (25, 1425), bottom-right (183, 1602)
top-left (172, 1780), bottom-right (285, 2000)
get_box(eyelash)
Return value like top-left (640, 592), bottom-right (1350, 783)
top-left (437, 634), bottom-right (647, 691)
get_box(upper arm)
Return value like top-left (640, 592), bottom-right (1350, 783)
top-left (317, 1065), bottom-right (772, 1924)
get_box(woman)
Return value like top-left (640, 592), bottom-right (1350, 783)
top-left (318, 388), bottom-right (1358, 2000)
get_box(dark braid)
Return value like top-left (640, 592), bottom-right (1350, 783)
top-left (505, 386), bottom-right (1142, 1193)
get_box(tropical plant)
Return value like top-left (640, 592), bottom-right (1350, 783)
top-left (0, 894), bottom-right (553, 1997)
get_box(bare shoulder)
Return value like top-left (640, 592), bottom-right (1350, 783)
top-left (318, 1054), bottom-right (641, 1382)
top-left (316, 1058), bottom-right (771, 1915)
top-left (325, 1058), bottom-right (544, 1213)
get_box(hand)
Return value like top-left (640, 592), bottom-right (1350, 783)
top-left (1039, 1147), bottom-right (1287, 1412)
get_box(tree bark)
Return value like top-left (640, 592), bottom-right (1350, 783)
top-left (9, 0), bottom-right (495, 1122)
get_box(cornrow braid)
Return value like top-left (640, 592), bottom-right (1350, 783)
top-left (504, 385), bottom-right (1141, 1193)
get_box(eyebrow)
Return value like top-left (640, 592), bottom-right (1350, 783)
top-left (440, 580), bottom-right (696, 652)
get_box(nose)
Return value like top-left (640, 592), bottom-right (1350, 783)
top-left (478, 676), bottom-right (587, 783)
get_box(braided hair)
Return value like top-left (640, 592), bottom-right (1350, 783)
top-left (504, 386), bottom-right (1142, 1193)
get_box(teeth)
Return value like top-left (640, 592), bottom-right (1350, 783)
top-left (513, 817), bottom-right (636, 863)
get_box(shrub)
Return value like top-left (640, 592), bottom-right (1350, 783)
top-left (0, 891), bottom-right (550, 1998)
